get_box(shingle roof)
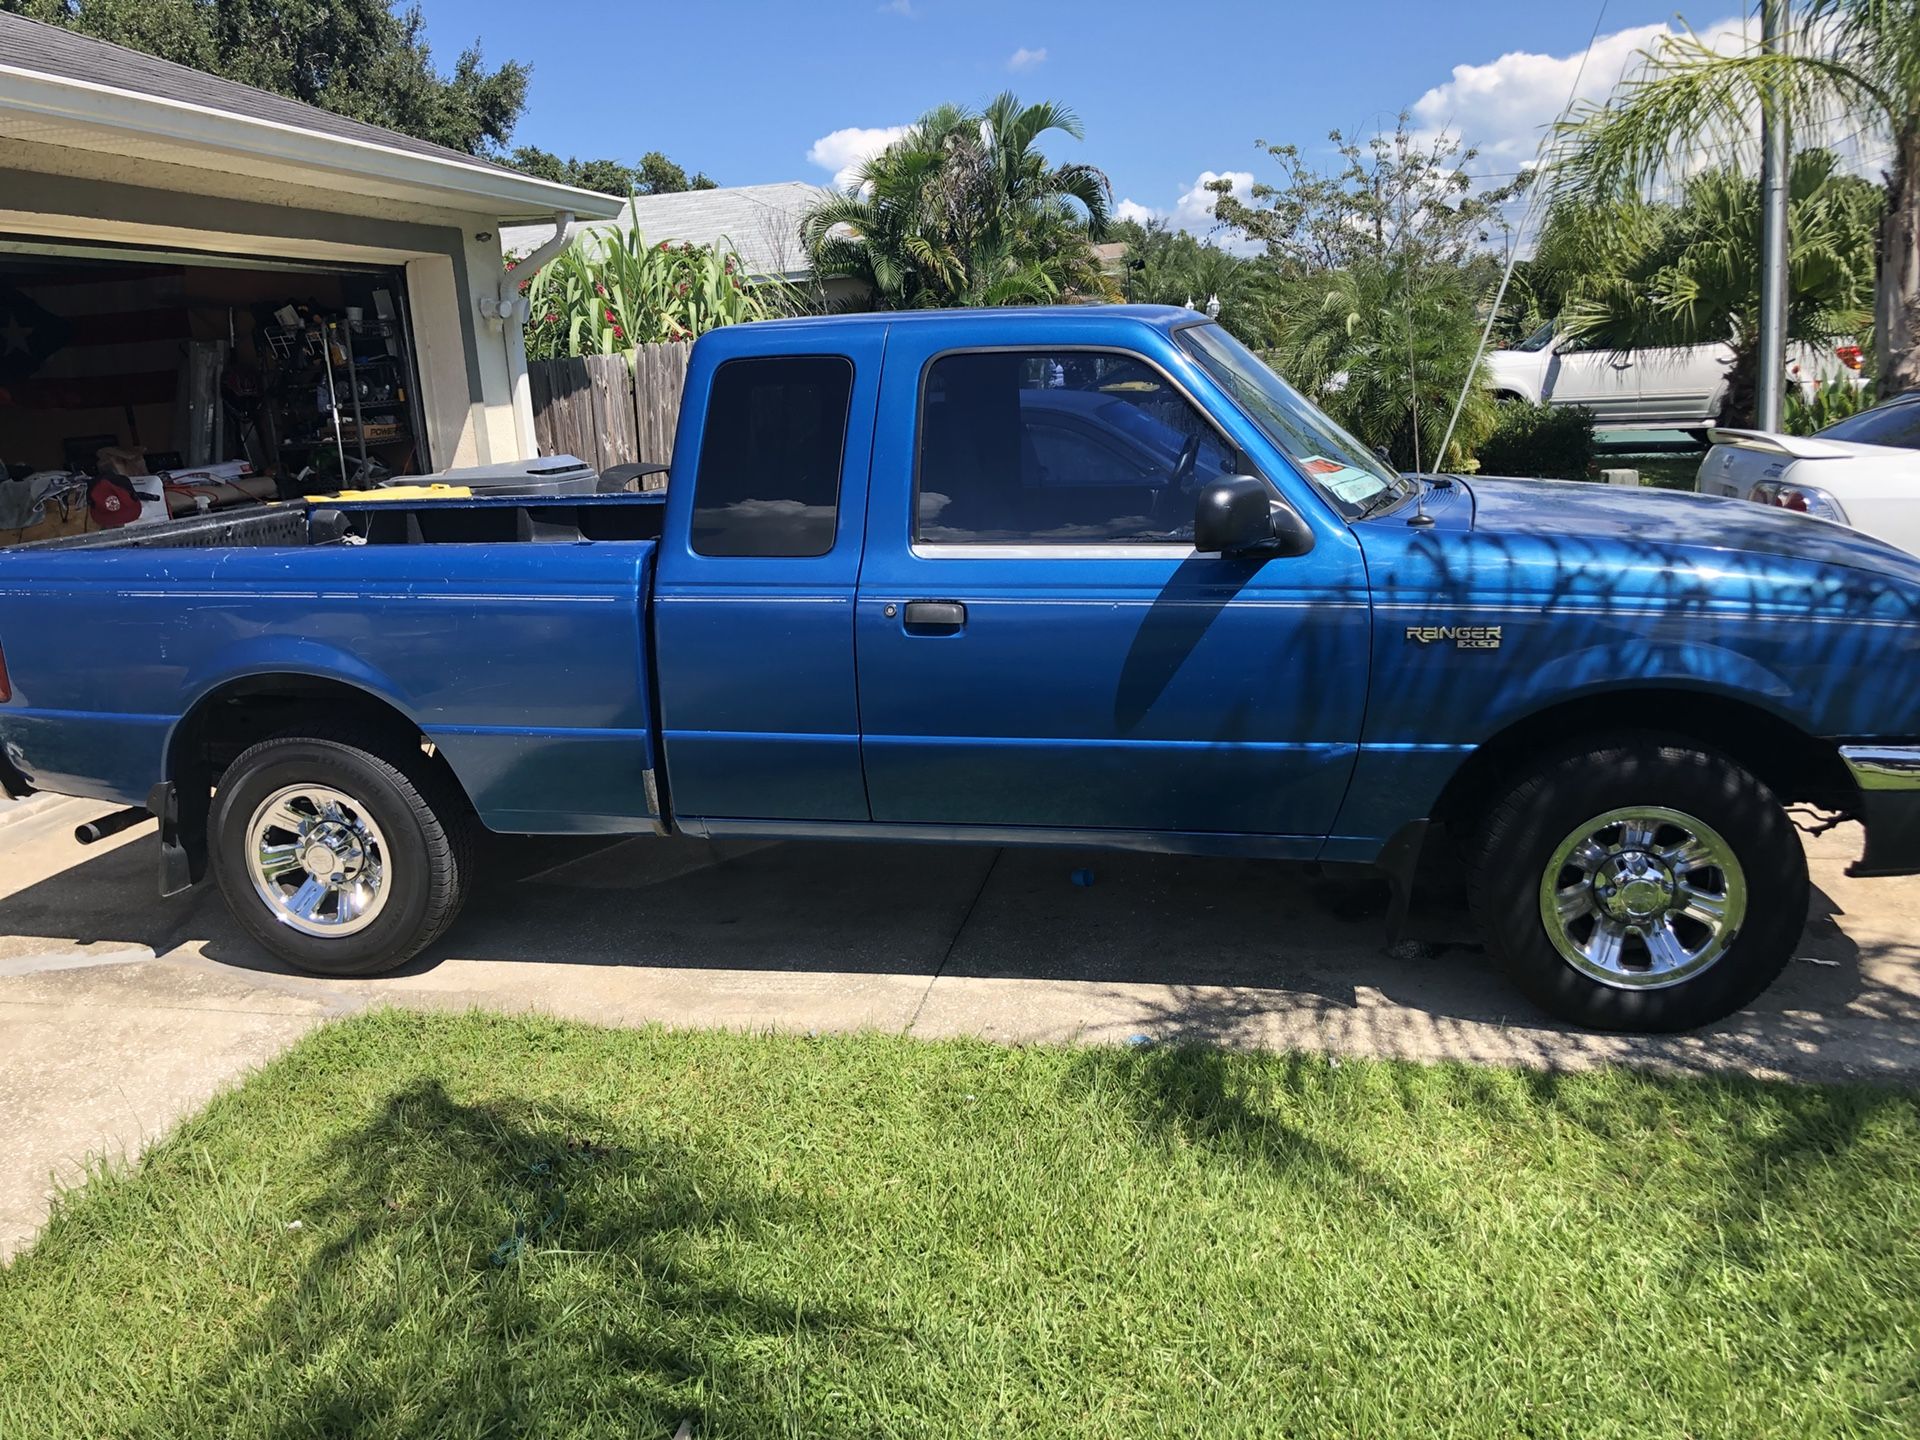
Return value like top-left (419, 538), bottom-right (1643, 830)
top-left (500, 182), bottom-right (833, 280)
top-left (0, 11), bottom-right (528, 180)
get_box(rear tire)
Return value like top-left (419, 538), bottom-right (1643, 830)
top-left (209, 729), bottom-right (474, 976)
top-left (1469, 732), bottom-right (1807, 1032)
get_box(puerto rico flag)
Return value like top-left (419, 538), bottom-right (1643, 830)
top-left (0, 265), bottom-right (186, 410)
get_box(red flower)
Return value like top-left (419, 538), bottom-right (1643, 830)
top-left (604, 307), bottom-right (617, 323)
top-left (677, 282), bottom-right (688, 295)
top-left (594, 282), bottom-right (606, 296)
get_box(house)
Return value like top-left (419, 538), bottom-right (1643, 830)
top-left (500, 181), bottom-right (867, 307)
top-left (0, 13), bottom-right (621, 493)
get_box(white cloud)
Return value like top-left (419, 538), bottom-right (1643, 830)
top-left (1114, 170), bottom-right (1262, 255)
top-left (806, 124), bottom-right (910, 188)
top-left (1008, 46), bottom-right (1047, 72)
top-left (1173, 170), bottom-right (1254, 237)
top-left (1410, 16), bottom-right (1752, 173)
top-left (878, 0), bottom-right (915, 14)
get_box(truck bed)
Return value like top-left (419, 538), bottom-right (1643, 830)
top-left (0, 492), bottom-right (665, 834)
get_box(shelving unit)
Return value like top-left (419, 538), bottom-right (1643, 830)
top-left (260, 293), bottom-right (428, 493)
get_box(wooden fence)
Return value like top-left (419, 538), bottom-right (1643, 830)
top-left (528, 342), bottom-right (690, 481)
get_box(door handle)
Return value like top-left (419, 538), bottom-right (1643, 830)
top-left (903, 600), bottom-right (966, 631)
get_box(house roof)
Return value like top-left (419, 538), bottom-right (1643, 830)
top-left (500, 182), bottom-right (832, 280)
top-left (0, 13), bottom-right (621, 220)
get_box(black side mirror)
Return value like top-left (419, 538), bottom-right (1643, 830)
top-left (1194, 476), bottom-right (1313, 557)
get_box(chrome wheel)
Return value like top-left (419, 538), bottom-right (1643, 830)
top-left (245, 784), bottom-right (390, 937)
top-left (1537, 805), bottom-right (1746, 989)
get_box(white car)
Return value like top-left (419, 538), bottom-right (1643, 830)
top-left (1696, 391), bottom-right (1920, 552)
top-left (1486, 321), bottom-right (1863, 435)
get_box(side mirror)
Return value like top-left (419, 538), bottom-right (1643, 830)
top-left (1194, 476), bottom-right (1313, 558)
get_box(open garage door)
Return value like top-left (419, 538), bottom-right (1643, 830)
top-left (0, 239), bottom-right (430, 543)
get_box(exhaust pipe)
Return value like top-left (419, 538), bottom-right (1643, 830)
top-left (75, 805), bottom-right (154, 846)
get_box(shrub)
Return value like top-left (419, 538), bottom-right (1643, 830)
top-left (1472, 400), bottom-right (1596, 480)
top-left (1783, 380), bottom-right (1874, 436)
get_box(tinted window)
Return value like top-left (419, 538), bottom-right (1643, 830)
top-left (691, 356), bottom-right (853, 557)
top-left (916, 351), bottom-right (1237, 543)
top-left (1819, 396), bottom-right (1920, 449)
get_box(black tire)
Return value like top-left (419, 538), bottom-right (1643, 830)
top-left (209, 728), bottom-right (474, 976)
top-left (1469, 732), bottom-right (1807, 1032)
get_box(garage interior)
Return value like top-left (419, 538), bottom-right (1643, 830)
top-left (0, 243), bottom-right (429, 543)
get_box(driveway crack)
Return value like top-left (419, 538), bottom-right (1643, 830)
top-left (906, 848), bottom-right (1001, 1034)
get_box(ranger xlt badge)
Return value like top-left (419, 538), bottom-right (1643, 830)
top-left (1405, 624), bottom-right (1502, 650)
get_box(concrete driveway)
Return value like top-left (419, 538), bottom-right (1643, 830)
top-left (3, 793), bottom-right (1918, 1258)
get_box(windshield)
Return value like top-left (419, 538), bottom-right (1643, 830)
top-left (1176, 322), bottom-right (1408, 518)
top-left (1512, 320), bottom-right (1557, 353)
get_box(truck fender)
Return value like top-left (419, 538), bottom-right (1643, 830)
top-left (1491, 638), bottom-right (1797, 723)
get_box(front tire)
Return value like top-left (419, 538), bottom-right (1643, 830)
top-left (1470, 733), bottom-right (1807, 1032)
top-left (209, 730), bottom-right (473, 976)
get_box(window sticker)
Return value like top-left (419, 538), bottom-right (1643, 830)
top-left (1301, 455), bottom-right (1384, 505)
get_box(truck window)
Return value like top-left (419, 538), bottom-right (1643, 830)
top-left (915, 350), bottom-right (1236, 544)
top-left (691, 356), bottom-right (854, 557)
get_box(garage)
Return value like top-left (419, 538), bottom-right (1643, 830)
top-left (0, 12), bottom-right (622, 545)
top-left (0, 243), bottom-right (433, 539)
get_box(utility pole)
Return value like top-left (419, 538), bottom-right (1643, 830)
top-left (1755, 0), bottom-right (1790, 432)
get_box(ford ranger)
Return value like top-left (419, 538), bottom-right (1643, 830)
top-left (3, 306), bottom-right (1919, 1033)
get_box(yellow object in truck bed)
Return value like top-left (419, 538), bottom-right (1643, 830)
top-left (307, 484), bottom-right (474, 503)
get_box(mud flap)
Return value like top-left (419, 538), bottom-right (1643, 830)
top-left (147, 781), bottom-right (206, 896)
top-left (1374, 819), bottom-right (1429, 942)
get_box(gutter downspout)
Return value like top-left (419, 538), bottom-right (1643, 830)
top-left (481, 210), bottom-right (573, 460)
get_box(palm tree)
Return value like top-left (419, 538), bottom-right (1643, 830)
top-left (1268, 256), bottom-right (1501, 471)
top-left (800, 93), bottom-right (1116, 309)
top-left (1548, 0), bottom-right (1920, 395)
top-left (1115, 218), bottom-right (1274, 345)
top-left (1548, 150), bottom-right (1880, 425)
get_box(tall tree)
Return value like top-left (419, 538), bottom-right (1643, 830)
top-left (801, 92), bottom-right (1115, 308)
top-left (507, 147), bottom-right (717, 198)
top-left (1547, 1), bottom-right (1920, 396)
top-left (6, 0), bottom-right (527, 155)
top-left (1545, 150), bottom-right (1879, 426)
top-left (1212, 115), bottom-right (1522, 275)
top-left (1214, 115), bottom-right (1516, 468)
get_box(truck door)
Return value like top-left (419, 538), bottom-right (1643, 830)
top-left (1544, 333), bottom-right (1642, 420)
top-left (854, 332), bottom-right (1371, 846)
top-left (652, 327), bottom-right (883, 822)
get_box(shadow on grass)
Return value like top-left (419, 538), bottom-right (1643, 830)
top-left (156, 1079), bottom-right (889, 1439)
top-left (1071, 1044), bottom-right (1438, 1231)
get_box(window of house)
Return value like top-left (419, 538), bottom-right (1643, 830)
top-left (915, 350), bottom-right (1239, 544)
top-left (690, 356), bottom-right (853, 557)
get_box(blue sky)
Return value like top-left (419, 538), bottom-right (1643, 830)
top-left (432, 1), bottom-right (1748, 232)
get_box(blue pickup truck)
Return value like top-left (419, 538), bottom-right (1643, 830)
top-left (4, 305), bottom-right (1920, 1032)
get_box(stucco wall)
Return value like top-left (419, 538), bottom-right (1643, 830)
top-left (0, 141), bottom-right (528, 468)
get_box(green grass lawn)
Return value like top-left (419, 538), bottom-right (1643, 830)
top-left (3, 1011), bottom-right (1917, 1438)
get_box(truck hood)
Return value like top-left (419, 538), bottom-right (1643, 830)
top-left (1457, 474), bottom-right (1920, 586)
